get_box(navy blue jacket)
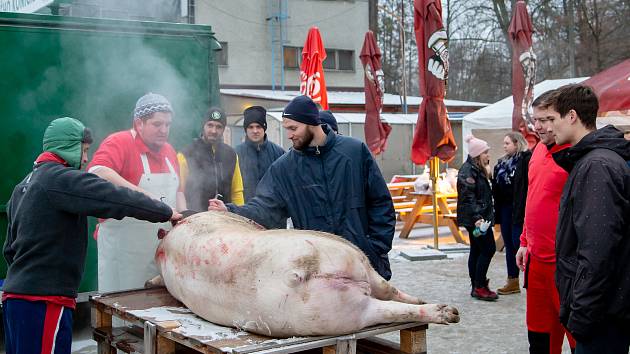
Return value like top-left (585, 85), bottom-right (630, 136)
top-left (235, 136), bottom-right (285, 202)
top-left (227, 129), bottom-right (396, 280)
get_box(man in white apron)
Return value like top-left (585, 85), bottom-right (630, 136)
top-left (88, 93), bottom-right (187, 292)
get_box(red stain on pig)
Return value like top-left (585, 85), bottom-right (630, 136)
top-left (220, 242), bottom-right (229, 255)
top-left (155, 245), bottom-right (166, 263)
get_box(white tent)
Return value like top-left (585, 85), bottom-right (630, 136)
top-left (461, 77), bottom-right (589, 159)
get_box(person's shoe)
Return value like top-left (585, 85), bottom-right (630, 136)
top-left (497, 277), bottom-right (521, 295)
top-left (472, 286), bottom-right (499, 301)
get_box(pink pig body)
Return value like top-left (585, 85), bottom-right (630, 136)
top-left (156, 211), bottom-right (459, 337)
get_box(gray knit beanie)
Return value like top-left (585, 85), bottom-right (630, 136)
top-left (133, 93), bottom-right (173, 120)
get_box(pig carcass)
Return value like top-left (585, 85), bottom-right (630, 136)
top-left (154, 211), bottom-right (459, 337)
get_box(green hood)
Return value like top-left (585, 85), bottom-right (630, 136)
top-left (42, 117), bottom-right (86, 169)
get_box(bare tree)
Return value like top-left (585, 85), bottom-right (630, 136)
top-left (378, 0), bottom-right (630, 103)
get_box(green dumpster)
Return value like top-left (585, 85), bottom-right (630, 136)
top-left (0, 12), bottom-right (221, 296)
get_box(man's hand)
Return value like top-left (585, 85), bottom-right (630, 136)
top-left (208, 198), bottom-right (228, 212)
top-left (170, 209), bottom-right (183, 222)
top-left (516, 246), bottom-right (527, 271)
top-left (475, 219), bottom-right (484, 227)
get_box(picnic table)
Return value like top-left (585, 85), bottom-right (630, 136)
top-left (398, 191), bottom-right (467, 244)
top-left (387, 181), bottom-right (416, 199)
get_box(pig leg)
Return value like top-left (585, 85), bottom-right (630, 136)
top-left (367, 269), bottom-right (426, 304)
top-left (360, 299), bottom-right (459, 327)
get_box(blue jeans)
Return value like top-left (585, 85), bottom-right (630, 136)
top-left (499, 205), bottom-right (522, 278)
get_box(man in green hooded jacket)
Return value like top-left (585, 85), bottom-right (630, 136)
top-left (2, 117), bottom-right (181, 354)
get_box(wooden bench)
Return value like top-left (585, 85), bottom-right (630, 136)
top-left (395, 203), bottom-right (457, 220)
top-left (387, 182), bottom-right (416, 198)
top-left (392, 195), bottom-right (410, 203)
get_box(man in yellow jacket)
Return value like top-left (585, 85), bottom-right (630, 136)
top-left (178, 107), bottom-right (244, 211)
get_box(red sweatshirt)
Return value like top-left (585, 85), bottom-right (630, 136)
top-left (520, 142), bottom-right (570, 262)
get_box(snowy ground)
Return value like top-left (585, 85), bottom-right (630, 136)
top-left (60, 224), bottom-right (572, 353)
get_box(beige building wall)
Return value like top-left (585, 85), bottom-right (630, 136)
top-left (195, 0), bottom-right (368, 89)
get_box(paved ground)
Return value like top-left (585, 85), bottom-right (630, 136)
top-left (379, 225), bottom-right (572, 354)
top-left (63, 224), bottom-right (573, 353)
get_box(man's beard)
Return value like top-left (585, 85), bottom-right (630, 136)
top-left (292, 129), bottom-right (314, 150)
top-left (203, 134), bottom-right (220, 145)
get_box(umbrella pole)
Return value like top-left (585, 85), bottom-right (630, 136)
top-left (430, 156), bottom-right (440, 250)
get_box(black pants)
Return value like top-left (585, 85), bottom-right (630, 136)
top-left (574, 321), bottom-right (630, 354)
top-left (466, 226), bottom-right (496, 288)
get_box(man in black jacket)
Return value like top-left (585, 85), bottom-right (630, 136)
top-left (2, 117), bottom-right (180, 354)
top-left (210, 96), bottom-right (396, 280)
top-left (235, 106), bottom-right (285, 203)
top-left (178, 107), bottom-right (244, 211)
top-left (551, 84), bottom-right (630, 353)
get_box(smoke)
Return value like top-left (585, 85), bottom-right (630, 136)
top-left (62, 34), bottom-right (206, 150)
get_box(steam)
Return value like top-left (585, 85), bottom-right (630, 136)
top-left (61, 33), bottom-right (205, 150)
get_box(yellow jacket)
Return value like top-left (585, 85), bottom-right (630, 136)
top-left (176, 152), bottom-right (244, 206)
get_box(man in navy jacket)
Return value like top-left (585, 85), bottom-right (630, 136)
top-left (235, 106), bottom-right (285, 203)
top-left (210, 96), bottom-right (395, 280)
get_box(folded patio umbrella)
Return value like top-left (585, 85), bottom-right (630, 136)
top-left (509, 0), bottom-right (538, 146)
top-left (411, 0), bottom-right (457, 164)
top-left (300, 26), bottom-right (329, 110)
top-left (360, 30), bottom-right (391, 155)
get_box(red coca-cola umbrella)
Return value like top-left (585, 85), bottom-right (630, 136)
top-left (360, 30), bottom-right (391, 155)
top-left (412, 0), bottom-right (457, 165)
top-left (508, 0), bottom-right (538, 146)
top-left (300, 27), bottom-right (329, 110)
top-left (582, 59), bottom-right (630, 114)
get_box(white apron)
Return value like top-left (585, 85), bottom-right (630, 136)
top-left (97, 153), bottom-right (178, 292)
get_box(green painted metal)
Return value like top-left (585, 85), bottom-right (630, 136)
top-left (0, 12), bottom-right (221, 293)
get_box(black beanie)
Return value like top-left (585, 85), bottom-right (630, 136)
top-left (318, 110), bottom-right (338, 133)
top-left (282, 95), bottom-right (321, 126)
top-left (205, 106), bottom-right (227, 126)
top-left (243, 106), bottom-right (267, 131)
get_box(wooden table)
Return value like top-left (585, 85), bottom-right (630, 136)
top-left (398, 191), bottom-right (467, 244)
top-left (387, 182), bottom-right (416, 198)
top-left (91, 287), bottom-right (430, 354)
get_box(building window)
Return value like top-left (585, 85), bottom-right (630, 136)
top-left (283, 46), bottom-right (301, 69)
top-left (217, 41), bottom-right (228, 66)
top-left (337, 49), bottom-right (354, 71)
top-left (324, 49), bottom-right (355, 71)
top-left (283, 46), bottom-right (354, 71)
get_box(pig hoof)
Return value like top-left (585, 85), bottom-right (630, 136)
top-left (144, 275), bottom-right (165, 288)
top-left (436, 304), bottom-right (460, 324)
